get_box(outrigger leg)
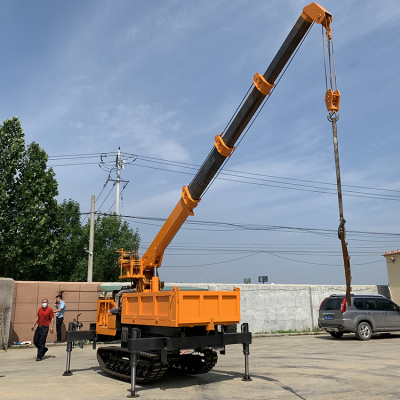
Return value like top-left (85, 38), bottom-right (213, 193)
top-left (241, 323), bottom-right (252, 381)
top-left (63, 322), bottom-right (74, 376)
top-left (127, 329), bottom-right (140, 398)
top-left (62, 323), bottom-right (96, 377)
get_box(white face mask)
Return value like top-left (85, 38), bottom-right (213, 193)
top-left (42, 303), bottom-right (48, 307)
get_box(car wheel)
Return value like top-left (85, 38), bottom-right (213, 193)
top-left (329, 332), bottom-right (344, 339)
top-left (355, 322), bottom-right (372, 341)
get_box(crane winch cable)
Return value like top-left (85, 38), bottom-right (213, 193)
top-left (322, 17), bottom-right (352, 306)
top-left (202, 23), bottom-right (315, 198)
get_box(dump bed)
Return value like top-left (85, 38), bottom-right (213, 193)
top-left (121, 287), bottom-right (240, 330)
top-left (97, 286), bottom-right (240, 335)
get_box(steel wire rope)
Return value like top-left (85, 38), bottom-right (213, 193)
top-left (188, 84), bottom-right (254, 193)
top-left (322, 24), bottom-right (328, 92)
top-left (222, 85), bottom-right (254, 135)
top-left (201, 23), bottom-right (314, 199)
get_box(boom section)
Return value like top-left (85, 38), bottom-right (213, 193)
top-left (125, 3), bottom-right (332, 290)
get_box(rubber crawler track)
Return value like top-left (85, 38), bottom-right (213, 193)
top-left (168, 349), bottom-right (218, 375)
top-left (97, 346), bottom-right (168, 383)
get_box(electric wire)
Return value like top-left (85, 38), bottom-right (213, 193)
top-left (105, 182), bottom-right (129, 214)
top-left (128, 160), bottom-right (400, 200)
top-left (81, 176), bottom-right (111, 224)
top-left (2, 209), bottom-right (399, 240)
top-left (94, 183), bottom-right (115, 215)
top-left (47, 152), bottom-right (400, 200)
top-left (161, 251), bottom-right (385, 268)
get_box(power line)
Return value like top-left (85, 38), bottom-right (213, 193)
top-left (82, 175), bottom-right (112, 225)
top-left (49, 160), bottom-right (400, 201)
top-left (125, 161), bottom-right (400, 201)
top-left (96, 183), bottom-right (115, 214)
top-left (161, 251), bottom-right (385, 268)
top-left (47, 152), bottom-right (400, 200)
top-left (105, 182), bottom-right (129, 214)
top-left (3, 209), bottom-right (399, 240)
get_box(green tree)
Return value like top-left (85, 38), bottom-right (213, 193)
top-left (0, 117), bottom-right (60, 280)
top-left (51, 199), bottom-right (84, 281)
top-left (71, 214), bottom-right (140, 282)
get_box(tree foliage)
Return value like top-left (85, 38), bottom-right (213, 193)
top-left (71, 214), bottom-right (140, 282)
top-left (0, 117), bottom-right (140, 282)
top-left (53, 199), bottom-right (84, 281)
top-left (0, 117), bottom-right (59, 280)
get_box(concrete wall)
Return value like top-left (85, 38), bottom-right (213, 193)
top-left (384, 253), bottom-right (400, 305)
top-left (9, 281), bottom-right (390, 342)
top-left (9, 281), bottom-right (99, 344)
top-left (0, 278), bottom-right (14, 350)
top-left (165, 283), bottom-right (390, 333)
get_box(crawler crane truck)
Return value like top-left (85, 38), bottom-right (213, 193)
top-left (64, 3), bottom-right (348, 397)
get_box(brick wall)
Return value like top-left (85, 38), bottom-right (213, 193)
top-left (9, 281), bottom-right (99, 344)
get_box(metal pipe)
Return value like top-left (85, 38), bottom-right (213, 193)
top-left (127, 329), bottom-right (140, 398)
top-left (63, 323), bottom-right (74, 376)
top-left (241, 323), bottom-right (252, 381)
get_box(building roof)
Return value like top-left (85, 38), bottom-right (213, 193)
top-left (382, 249), bottom-right (400, 256)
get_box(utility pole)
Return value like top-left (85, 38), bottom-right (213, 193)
top-left (99, 148), bottom-right (133, 215)
top-left (115, 148), bottom-right (121, 215)
top-left (87, 195), bottom-right (95, 282)
top-left (110, 147), bottom-right (128, 215)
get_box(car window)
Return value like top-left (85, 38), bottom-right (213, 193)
top-left (378, 299), bottom-right (398, 311)
top-left (320, 297), bottom-right (343, 310)
top-left (364, 299), bottom-right (378, 310)
top-left (353, 299), bottom-right (364, 310)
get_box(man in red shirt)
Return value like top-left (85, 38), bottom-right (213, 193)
top-left (31, 298), bottom-right (54, 361)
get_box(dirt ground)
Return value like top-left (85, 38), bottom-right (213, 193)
top-left (1, 333), bottom-right (400, 399)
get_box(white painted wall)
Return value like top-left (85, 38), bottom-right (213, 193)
top-left (165, 283), bottom-right (390, 333)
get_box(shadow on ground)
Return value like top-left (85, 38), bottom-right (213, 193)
top-left (315, 333), bottom-right (400, 341)
top-left (97, 367), bottom-right (306, 399)
top-left (70, 365), bottom-right (102, 373)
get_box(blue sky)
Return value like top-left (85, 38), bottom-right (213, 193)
top-left (2, 1), bottom-right (400, 285)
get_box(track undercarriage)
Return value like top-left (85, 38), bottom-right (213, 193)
top-left (97, 346), bottom-right (218, 383)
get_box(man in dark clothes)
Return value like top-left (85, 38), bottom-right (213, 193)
top-left (54, 294), bottom-right (66, 342)
top-left (31, 298), bottom-right (54, 361)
